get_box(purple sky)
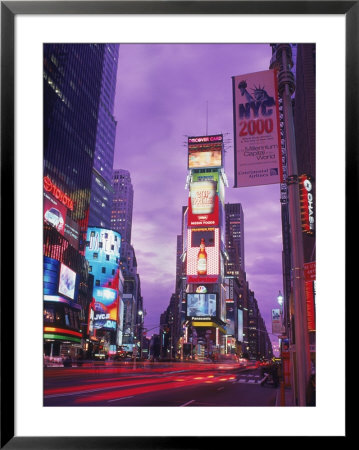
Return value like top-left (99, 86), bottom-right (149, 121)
top-left (113, 44), bottom-right (283, 350)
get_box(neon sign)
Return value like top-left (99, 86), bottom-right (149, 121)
top-left (44, 176), bottom-right (74, 210)
top-left (188, 135), bottom-right (223, 143)
top-left (299, 174), bottom-right (315, 235)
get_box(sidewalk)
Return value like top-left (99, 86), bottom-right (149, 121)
top-left (276, 384), bottom-right (295, 406)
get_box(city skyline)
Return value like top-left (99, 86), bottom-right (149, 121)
top-left (112, 43), bottom-right (283, 345)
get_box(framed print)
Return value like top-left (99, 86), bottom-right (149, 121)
top-left (1, 1), bottom-right (354, 447)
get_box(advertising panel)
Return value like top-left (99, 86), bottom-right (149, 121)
top-left (93, 287), bottom-right (118, 330)
top-left (44, 257), bottom-right (60, 296)
top-left (44, 176), bottom-right (73, 210)
top-left (187, 183), bottom-right (219, 227)
top-left (304, 261), bottom-right (316, 282)
top-left (191, 170), bottom-right (225, 203)
top-left (58, 263), bottom-right (76, 300)
top-left (232, 70), bottom-right (283, 187)
top-left (299, 175), bottom-right (315, 235)
top-left (237, 309), bottom-right (243, 342)
top-left (188, 134), bottom-right (223, 169)
top-left (186, 293), bottom-right (217, 318)
top-left (88, 306), bottom-right (94, 336)
top-left (64, 215), bottom-right (80, 249)
top-left (85, 228), bottom-right (122, 331)
top-left (86, 227), bottom-right (121, 262)
top-left (305, 281), bottom-right (316, 332)
top-left (44, 191), bottom-right (67, 235)
top-left (271, 308), bottom-right (282, 335)
top-left (226, 303), bottom-right (235, 335)
top-left (186, 227), bottom-right (220, 284)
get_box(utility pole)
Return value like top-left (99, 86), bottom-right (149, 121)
top-left (270, 44), bottom-right (311, 406)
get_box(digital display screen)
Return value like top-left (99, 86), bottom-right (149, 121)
top-left (186, 293), bottom-right (217, 318)
top-left (186, 227), bottom-right (219, 283)
top-left (86, 227), bottom-right (121, 262)
top-left (191, 229), bottom-right (215, 247)
top-left (237, 309), bottom-right (243, 341)
top-left (93, 287), bottom-right (118, 329)
top-left (188, 135), bottom-right (223, 169)
top-left (44, 192), bottom-right (67, 235)
top-left (58, 263), bottom-right (76, 300)
top-left (226, 304), bottom-right (235, 335)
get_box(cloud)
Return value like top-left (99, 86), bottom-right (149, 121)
top-left (114, 43), bottom-right (282, 337)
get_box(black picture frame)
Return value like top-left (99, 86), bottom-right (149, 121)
top-left (1, 1), bottom-right (353, 447)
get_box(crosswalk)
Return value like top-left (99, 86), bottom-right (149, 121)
top-left (235, 374), bottom-right (262, 384)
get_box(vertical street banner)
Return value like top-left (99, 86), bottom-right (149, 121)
top-left (271, 308), bottom-right (282, 335)
top-left (232, 69), bottom-right (283, 187)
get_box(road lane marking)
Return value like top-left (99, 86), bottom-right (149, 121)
top-left (217, 387), bottom-right (224, 391)
top-left (180, 400), bottom-right (195, 407)
top-left (108, 396), bottom-right (134, 403)
top-left (45, 383), bottom-right (140, 399)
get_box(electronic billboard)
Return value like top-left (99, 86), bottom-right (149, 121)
top-left (186, 293), bottom-right (217, 319)
top-left (58, 263), bottom-right (77, 300)
top-left (186, 227), bottom-right (219, 283)
top-left (188, 135), bottom-right (223, 169)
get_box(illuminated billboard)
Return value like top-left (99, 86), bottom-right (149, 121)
top-left (226, 303), bottom-right (235, 335)
top-left (232, 70), bottom-right (283, 187)
top-left (186, 227), bottom-right (219, 283)
top-left (272, 308), bottom-right (282, 335)
top-left (44, 191), bottom-right (67, 235)
top-left (237, 309), bottom-right (243, 342)
top-left (44, 176), bottom-right (73, 210)
top-left (187, 181), bottom-right (219, 227)
top-left (85, 227), bottom-right (122, 331)
top-left (58, 263), bottom-right (76, 300)
top-left (63, 215), bottom-right (80, 249)
top-left (299, 175), bottom-right (315, 235)
top-left (44, 257), bottom-right (60, 296)
top-left (86, 227), bottom-right (121, 263)
top-left (188, 134), bottom-right (223, 169)
top-left (305, 281), bottom-right (316, 332)
top-left (191, 170), bottom-right (225, 204)
top-left (93, 287), bottom-right (118, 330)
top-left (186, 293), bottom-right (217, 319)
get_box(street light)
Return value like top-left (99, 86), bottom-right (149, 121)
top-left (277, 291), bottom-right (284, 312)
top-left (133, 310), bottom-right (144, 368)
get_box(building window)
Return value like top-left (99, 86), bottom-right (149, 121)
top-left (102, 267), bottom-right (106, 273)
top-left (96, 280), bottom-right (100, 286)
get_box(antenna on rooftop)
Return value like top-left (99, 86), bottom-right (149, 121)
top-left (206, 101), bottom-right (209, 135)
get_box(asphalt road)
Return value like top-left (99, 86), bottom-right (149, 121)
top-left (44, 361), bottom-right (278, 407)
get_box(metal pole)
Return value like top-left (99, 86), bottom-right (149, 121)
top-left (272, 44), bottom-right (311, 406)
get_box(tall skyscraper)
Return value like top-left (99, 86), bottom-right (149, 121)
top-left (225, 203), bottom-right (245, 275)
top-left (111, 169), bottom-right (134, 244)
top-left (88, 44), bottom-right (120, 230)
top-left (43, 43), bottom-right (119, 359)
top-left (44, 43), bottom-right (119, 241)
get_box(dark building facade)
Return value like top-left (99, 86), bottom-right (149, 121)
top-left (43, 44), bottom-right (119, 360)
top-left (225, 203), bottom-right (245, 275)
top-left (44, 44), bottom-right (118, 241)
top-left (293, 44), bottom-right (316, 361)
top-left (111, 169), bottom-right (134, 244)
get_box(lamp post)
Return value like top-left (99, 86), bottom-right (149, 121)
top-left (133, 310), bottom-right (143, 369)
top-left (277, 290), bottom-right (284, 333)
top-left (277, 290), bottom-right (284, 313)
top-left (271, 44), bottom-right (311, 405)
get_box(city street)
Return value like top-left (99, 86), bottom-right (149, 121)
top-left (44, 361), bottom-right (278, 407)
